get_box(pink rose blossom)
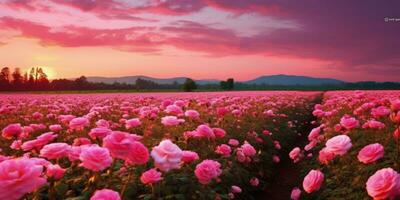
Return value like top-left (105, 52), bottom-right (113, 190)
top-left (174, 100), bottom-right (185, 107)
top-left (89, 128), bottom-right (112, 139)
top-left (68, 146), bottom-right (84, 161)
top-left (340, 116), bottom-right (359, 130)
top-left (73, 137), bottom-right (92, 146)
top-left (289, 147), bottom-right (302, 163)
top-left (165, 104), bottom-right (183, 115)
top-left (96, 119), bottom-right (110, 128)
top-left (90, 189), bottom-right (121, 200)
top-left (21, 132), bottom-right (58, 151)
top-left (231, 185), bottom-right (242, 193)
top-left (58, 115), bottom-right (75, 125)
top-left (250, 177), bottom-right (259, 186)
top-left (240, 142), bottom-right (256, 157)
top-left (10, 140), bottom-right (22, 150)
top-left (40, 143), bottom-right (71, 160)
top-left (194, 160), bottom-right (222, 184)
top-left (333, 124), bottom-right (342, 132)
top-left (212, 128), bottom-right (226, 138)
top-left (362, 120), bottom-right (386, 129)
top-left (195, 124), bottom-right (215, 139)
top-left (236, 150), bottom-right (247, 163)
top-left (290, 187), bottom-right (301, 200)
top-left (46, 164), bottom-right (66, 180)
top-left (228, 139), bottom-right (239, 146)
top-left (2, 123), bottom-right (22, 139)
top-left (215, 144), bottom-right (231, 157)
top-left (49, 124), bottom-right (62, 132)
top-left (125, 141), bottom-right (149, 165)
top-left (217, 107), bottom-right (228, 116)
top-left (318, 148), bottom-right (336, 165)
top-left (161, 116), bottom-right (185, 126)
top-left (151, 140), bottom-right (183, 172)
top-left (0, 158), bottom-right (47, 200)
top-left (303, 169), bottom-right (324, 193)
top-left (29, 157), bottom-right (51, 167)
top-left (263, 130), bottom-right (272, 136)
top-left (357, 143), bottom-right (384, 164)
top-left (103, 131), bottom-right (142, 160)
top-left (140, 168), bottom-right (163, 185)
top-left (312, 109), bottom-right (325, 117)
top-left (366, 168), bottom-right (400, 200)
top-left (371, 106), bottom-right (391, 118)
top-left (184, 110), bottom-right (200, 119)
top-left (182, 150), bottom-right (199, 163)
top-left (32, 112), bottom-right (43, 119)
top-left (273, 155), bottom-right (280, 163)
top-left (274, 141), bottom-right (281, 150)
top-left (308, 127), bottom-right (321, 141)
top-left (232, 109), bottom-right (242, 116)
top-left (325, 135), bottom-right (352, 156)
top-left (79, 145), bottom-right (113, 171)
top-left (125, 118), bottom-right (141, 129)
top-left (304, 140), bottom-right (317, 151)
top-left (69, 117), bottom-right (90, 130)
top-left (391, 100), bottom-right (400, 111)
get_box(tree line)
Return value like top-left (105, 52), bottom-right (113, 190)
top-left (1, 67), bottom-right (50, 90)
top-left (0, 67), bottom-right (236, 92)
top-left (1, 67), bottom-right (400, 92)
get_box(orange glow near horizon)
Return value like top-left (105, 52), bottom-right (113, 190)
top-left (1, 38), bottom-right (352, 81)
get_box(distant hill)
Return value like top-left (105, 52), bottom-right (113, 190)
top-left (87, 76), bottom-right (220, 85)
top-left (244, 74), bottom-right (345, 85)
top-left (86, 74), bottom-right (346, 86)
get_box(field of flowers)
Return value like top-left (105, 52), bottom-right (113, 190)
top-left (292, 91), bottom-right (400, 200)
top-left (0, 91), bottom-right (321, 200)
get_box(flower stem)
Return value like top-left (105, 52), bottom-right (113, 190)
top-left (120, 170), bottom-right (134, 198)
top-left (48, 180), bottom-right (56, 200)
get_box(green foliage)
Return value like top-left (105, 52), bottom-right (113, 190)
top-left (183, 78), bottom-right (197, 92)
top-left (220, 78), bottom-right (234, 90)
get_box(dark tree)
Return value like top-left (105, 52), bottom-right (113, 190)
top-left (11, 68), bottom-right (23, 90)
top-left (0, 67), bottom-right (11, 89)
top-left (28, 67), bottom-right (35, 84)
top-left (23, 72), bottom-right (28, 83)
top-left (226, 78), bottom-right (234, 90)
top-left (37, 68), bottom-right (49, 83)
top-left (183, 78), bottom-right (197, 92)
top-left (51, 79), bottom-right (75, 90)
top-left (36, 68), bottom-right (50, 89)
top-left (75, 76), bottom-right (90, 90)
top-left (135, 78), bottom-right (159, 90)
top-left (220, 78), bottom-right (234, 90)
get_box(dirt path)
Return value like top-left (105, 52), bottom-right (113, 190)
top-left (256, 94), bottom-right (322, 200)
top-left (258, 134), bottom-right (308, 200)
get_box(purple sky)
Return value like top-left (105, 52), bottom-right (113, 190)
top-left (0, 0), bottom-right (399, 81)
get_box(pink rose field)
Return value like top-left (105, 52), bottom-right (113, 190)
top-left (1, 90), bottom-right (400, 200)
top-left (295, 91), bottom-right (400, 200)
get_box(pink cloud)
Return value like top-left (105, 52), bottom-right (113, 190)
top-left (0, 17), bottom-right (163, 52)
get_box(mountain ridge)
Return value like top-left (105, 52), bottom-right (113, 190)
top-left (86, 74), bottom-right (346, 86)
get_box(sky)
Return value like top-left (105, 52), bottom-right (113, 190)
top-left (0, 0), bottom-right (399, 82)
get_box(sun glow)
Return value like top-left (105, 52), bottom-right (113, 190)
top-left (40, 66), bottom-right (56, 79)
top-left (23, 66), bottom-right (57, 80)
